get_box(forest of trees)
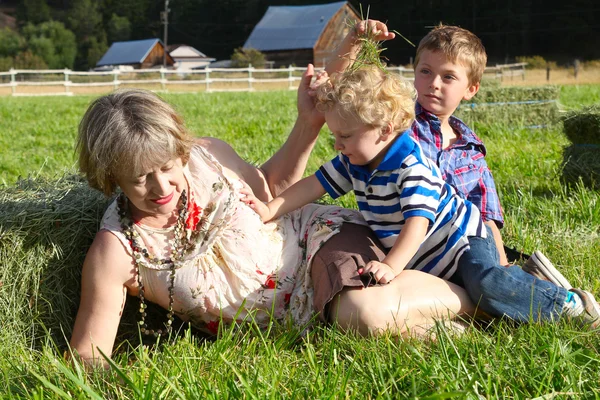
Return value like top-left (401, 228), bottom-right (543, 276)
top-left (0, 0), bottom-right (598, 71)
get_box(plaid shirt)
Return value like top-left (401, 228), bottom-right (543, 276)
top-left (410, 103), bottom-right (504, 227)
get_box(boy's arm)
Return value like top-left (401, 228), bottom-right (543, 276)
top-left (243, 175), bottom-right (326, 222)
top-left (360, 216), bottom-right (429, 284)
top-left (325, 20), bottom-right (395, 75)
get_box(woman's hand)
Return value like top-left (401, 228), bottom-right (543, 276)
top-left (308, 70), bottom-right (331, 96)
top-left (358, 260), bottom-right (397, 285)
top-left (297, 63), bottom-right (326, 129)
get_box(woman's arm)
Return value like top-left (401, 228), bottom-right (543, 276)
top-left (70, 230), bottom-right (134, 367)
top-left (260, 64), bottom-right (326, 196)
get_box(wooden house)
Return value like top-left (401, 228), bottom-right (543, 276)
top-left (243, 1), bottom-right (360, 68)
top-left (96, 39), bottom-right (174, 70)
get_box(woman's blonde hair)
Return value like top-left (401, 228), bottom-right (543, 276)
top-left (315, 67), bottom-right (415, 134)
top-left (414, 24), bottom-right (487, 86)
top-left (76, 89), bottom-right (194, 196)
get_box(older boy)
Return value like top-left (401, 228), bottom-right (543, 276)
top-left (324, 20), bottom-right (571, 288)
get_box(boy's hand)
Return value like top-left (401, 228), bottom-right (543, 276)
top-left (358, 261), bottom-right (397, 285)
top-left (354, 20), bottom-right (395, 42)
top-left (239, 182), bottom-right (272, 222)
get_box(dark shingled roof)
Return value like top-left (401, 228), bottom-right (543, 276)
top-left (243, 1), bottom-right (347, 51)
top-left (96, 38), bottom-right (161, 67)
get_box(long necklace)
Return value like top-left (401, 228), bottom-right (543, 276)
top-left (117, 190), bottom-right (188, 337)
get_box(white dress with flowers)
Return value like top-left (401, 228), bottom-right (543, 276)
top-left (100, 146), bottom-right (366, 334)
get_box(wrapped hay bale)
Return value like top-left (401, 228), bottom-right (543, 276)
top-left (0, 175), bottom-right (168, 351)
top-left (455, 85), bottom-right (560, 128)
top-left (561, 106), bottom-right (600, 189)
top-left (563, 105), bottom-right (600, 145)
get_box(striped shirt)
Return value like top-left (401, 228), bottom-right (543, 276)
top-left (411, 103), bottom-right (504, 227)
top-left (315, 131), bottom-right (486, 279)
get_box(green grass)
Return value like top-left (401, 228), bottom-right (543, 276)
top-left (1, 85), bottom-right (600, 398)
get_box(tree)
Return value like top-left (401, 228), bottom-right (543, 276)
top-left (231, 47), bottom-right (266, 68)
top-left (17, 0), bottom-right (52, 26)
top-left (13, 50), bottom-right (48, 69)
top-left (22, 21), bottom-right (77, 69)
top-left (0, 28), bottom-right (26, 58)
top-left (107, 13), bottom-right (131, 43)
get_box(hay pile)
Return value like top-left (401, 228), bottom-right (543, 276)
top-left (0, 176), bottom-right (114, 349)
top-left (561, 105), bottom-right (600, 188)
top-left (455, 85), bottom-right (560, 128)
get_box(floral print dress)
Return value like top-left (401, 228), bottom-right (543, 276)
top-left (101, 146), bottom-right (366, 334)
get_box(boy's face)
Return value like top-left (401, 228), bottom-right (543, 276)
top-left (325, 107), bottom-right (393, 170)
top-left (414, 49), bottom-right (479, 119)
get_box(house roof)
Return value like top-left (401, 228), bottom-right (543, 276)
top-left (96, 38), bottom-right (163, 67)
top-left (243, 1), bottom-right (348, 51)
top-left (168, 44), bottom-right (211, 59)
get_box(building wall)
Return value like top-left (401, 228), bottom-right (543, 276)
top-left (141, 43), bottom-right (174, 69)
top-left (264, 49), bottom-right (313, 68)
top-left (314, 4), bottom-right (360, 68)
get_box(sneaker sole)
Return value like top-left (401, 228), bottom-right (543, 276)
top-left (523, 251), bottom-right (573, 289)
top-left (570, 288), bottom-right (600, 329)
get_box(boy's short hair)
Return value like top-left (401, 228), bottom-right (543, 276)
top-left (76, 89), bottom-right (194, 196)
top-left (415, 24), bottom-right (487, 85)
top-left (315, 66), bottom-right (415, 134)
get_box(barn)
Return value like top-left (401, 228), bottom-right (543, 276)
top-left (167, 44), bottom-right (215, 70)
top-left (96, 38), bottom-right (174, 70)
top-left (243, 1), bottom-right (360, 68)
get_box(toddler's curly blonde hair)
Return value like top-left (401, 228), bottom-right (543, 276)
top-left (316, 66), bottom-right (415, 134)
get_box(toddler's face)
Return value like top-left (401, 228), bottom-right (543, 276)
top-left (324, 107), bottom-right (392, 171)
top-left (414, 49), bottom-right (478, 119)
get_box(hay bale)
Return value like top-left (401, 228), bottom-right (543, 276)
top-left (0, 175), bottom-right (189, 351)
top-left (0, 176), bottom-right (110, 348)
top-left (455, 85), bottom-right (560, 128)
top-left (561, 145), bottom-right (600, 189)
top-left (562, 105), bottom-right (600, 145)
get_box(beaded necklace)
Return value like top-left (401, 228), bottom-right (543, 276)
top-left (117, 189), bottom-right (188, 337)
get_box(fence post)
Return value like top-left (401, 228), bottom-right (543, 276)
top-left (10, 68), bottom-right (16, 95)
top-left (248, 64), bottom-right (253, 91)
top-left (205, 67), bottom-right (210, 92)
top-left (64, 68), bottom-right (70, 94)
top-left (521, 64), bottom-right (525, 81)
top-left (546, 63), bottom-right (551, 82)
top-left (288, 65), bottom-right (293, 90)
top-left (160, 67), bottom-right (166, 91)
top-left (113, 68), bottom-right (119, 90)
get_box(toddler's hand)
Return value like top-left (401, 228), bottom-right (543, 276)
top-left (238, 182), bottom-right (271, 222)
top-left (358, 260), bottom-right (397, 284)
top-left (355, 20), bottom-right (395, 42)
top-left (308, 70), bottom-right (331, 96)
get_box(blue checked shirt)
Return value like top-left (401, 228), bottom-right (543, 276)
top-left (411, 103), bottom-right (504, 227)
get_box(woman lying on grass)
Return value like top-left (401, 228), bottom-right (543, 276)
top-left (70, 72), bottom-right (476, 367)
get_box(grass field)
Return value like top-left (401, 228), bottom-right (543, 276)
top-left (1, 85), bottom-right (600, 398)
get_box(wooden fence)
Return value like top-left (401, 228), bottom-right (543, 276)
top-left (0, 63), bottom-right (526, 97)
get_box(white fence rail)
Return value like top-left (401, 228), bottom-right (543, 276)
top-left (0, 63), bottom-right (526, 97)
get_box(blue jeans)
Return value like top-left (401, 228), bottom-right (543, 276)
top-left (449, 227), bottom-right (569, 322)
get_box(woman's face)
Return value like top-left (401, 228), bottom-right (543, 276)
top-left (116, 157), bottom-right (187, 221)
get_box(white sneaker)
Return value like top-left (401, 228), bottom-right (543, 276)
top-left (522, 251), bottom-right (572, 289)
top-left (569, 288), bottom-right (600, 329)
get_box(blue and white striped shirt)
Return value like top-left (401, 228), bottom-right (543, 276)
top-left (315, 131), bottom-right (486, 279)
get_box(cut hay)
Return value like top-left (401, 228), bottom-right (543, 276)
top-left (562, 105), bottom-right (600, 145)
top-left (455, 85), bottom-right (560, 128)
top-left (561, 145), bottom-right (600, 189)
top-left (0, 175), bottom-right (176, 352)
